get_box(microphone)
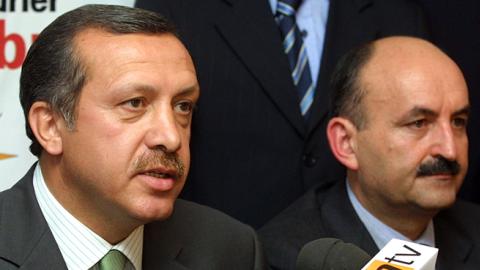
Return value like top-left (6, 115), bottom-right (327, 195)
top-left (361, 239), bottom-right (438, 270)
top-left (296, 238), bottom-right (371, 270)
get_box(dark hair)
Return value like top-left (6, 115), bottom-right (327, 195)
top-left (329, 42), bottom-right (374, 129)
top-left (20, 4), bottom-right (177, 156)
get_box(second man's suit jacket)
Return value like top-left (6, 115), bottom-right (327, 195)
top-left (136, 0), bottom-right (429, 228)
top-left (259, 180), bottom-right (480, 270)
top-left (0, 166), bottom-right (267, 270)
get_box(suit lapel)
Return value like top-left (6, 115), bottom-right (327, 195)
top-left (434, 208), bottom-right (473, 270)
top-left (319, 181), bottom-right (379, 256)
top-left (0, 165), bottom-right (67, 269)
top-left (212, 0), bottom-right (306, 136)
top-left (307, 0), bottom-right (375, 133)
top-left (143, 218), bottom-right (189, 270)
top-left (19, 231), bottom-right (67, 270)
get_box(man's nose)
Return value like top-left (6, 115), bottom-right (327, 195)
top-left (430, 123), bottom-right (457, 161)
top-left (144, 107), bottom-right (181, 153)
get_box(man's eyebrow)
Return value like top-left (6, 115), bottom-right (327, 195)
top-left (114, 83), bottom-right (156, 94)
top-left (399, 104), bottom-right (470, 121)
top-left (452, 105), bottom-right (470, 117)
top-left (403, 106), bottom-right (438, 119)
top-left (115, 83), bottom-right (199, 95)
top-left (177, 85), bottom-right (200, 96)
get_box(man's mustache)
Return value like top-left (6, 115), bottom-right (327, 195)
top-left (133, 149), bottom-right (185, 179)
top-left (416, 156), bottom-right (460, 177)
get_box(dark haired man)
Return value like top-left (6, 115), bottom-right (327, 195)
top-left (0, 5), bottom-right (265, 270)
top-left (259, 36), bottom-right (480, 270)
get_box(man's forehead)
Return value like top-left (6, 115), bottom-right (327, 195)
top-left (73, 28), bottom-right (194, 79)
top-left (361, 37), bottom-right (449, 80)
top-left (360, 38), bottom-right (468, 109)
top-left (363, 86), bottom-right (469, 120)
top-left (73, 28), bottom-right (187, 63)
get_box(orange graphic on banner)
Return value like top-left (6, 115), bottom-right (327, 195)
top-left (366, 260), bottom-right (414, 270)
top-left (0, 153), bottom-right (16, 160)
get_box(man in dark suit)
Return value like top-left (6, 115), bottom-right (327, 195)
top-left (135, 0), bottom-right (429, 228)
top-left (0, 5), bottom-right (265, 269)
top-left (259, 36), bottom-right (480, 270)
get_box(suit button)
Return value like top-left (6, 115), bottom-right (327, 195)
top-left (303, 154), bottom-right (317, 167)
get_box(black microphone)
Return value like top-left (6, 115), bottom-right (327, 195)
top-left (296, 238), bottom-right (371, 270)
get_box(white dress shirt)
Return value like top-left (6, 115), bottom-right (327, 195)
top-left (269, 0), bottom-right (330, 88)
top-left (346, 180), bottom-right (436, 249)
top-left (33, 164), bottom-right (144, 270)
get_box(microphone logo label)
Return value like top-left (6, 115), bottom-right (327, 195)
top-left (362, 239), bottom-right (438, 270)
top-left (384, 244), bottom-right (421, 265)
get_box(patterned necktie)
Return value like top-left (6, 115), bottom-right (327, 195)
top-left (276, 0), bottom-right (315, 117)
top-left (98, 249), bottom-right (127, 270)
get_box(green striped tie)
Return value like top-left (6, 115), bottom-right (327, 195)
top-left (99, 249), bottom-right (127, 270)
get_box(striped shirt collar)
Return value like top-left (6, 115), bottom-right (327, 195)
top-left (346, 179), bottom-right (435, 249)
top-left (32, 164), bottom-right (144, 270)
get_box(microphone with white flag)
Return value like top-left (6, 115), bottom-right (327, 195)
top-left (362, 239), bottom-right (438, 270)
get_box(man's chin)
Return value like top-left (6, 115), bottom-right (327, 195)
top-left (130, 199), bottom-right (176, 224)
top-left (416, 175), bottom-right (460, 201)
top-left (417, 193), bottom-right (456, 212)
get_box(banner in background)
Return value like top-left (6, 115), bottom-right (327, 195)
top-left (0, 0), bottom-right (135, 191)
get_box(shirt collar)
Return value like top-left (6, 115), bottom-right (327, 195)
top-left (346, 179), bottom-right (435, 249)
top-left (32, 163), bottom-right (143, 270)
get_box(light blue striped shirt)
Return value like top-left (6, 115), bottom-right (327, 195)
top-left (269, 0), bottom-right (330, 88)
top-left (346, 180), bottom-right (435, 249)
top-left (33, 164), bottom-right (143, 270)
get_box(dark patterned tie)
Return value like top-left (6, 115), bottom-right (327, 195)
top-left (276, 0), bottom-right (315, 117)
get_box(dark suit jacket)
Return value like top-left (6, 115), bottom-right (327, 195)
top-left (136, 0), bottom-right (429, 228)
top-left (259, 181), bottom-right (480, 270)
top-left (0, 166), bottom-right (267, 270)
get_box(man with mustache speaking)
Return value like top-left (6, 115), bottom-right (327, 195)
top-left (260, 36), bottom-right (480, 270)
top-left (0, 5), bottom-right (265, 270)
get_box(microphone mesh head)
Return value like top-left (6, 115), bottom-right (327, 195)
top-left (296, 238), bottom-right (371, 270)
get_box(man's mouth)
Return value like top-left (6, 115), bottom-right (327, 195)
top-left (141, 169), bottom-right (177, 180)
top-left (132, 150), bottom-right (185, 180)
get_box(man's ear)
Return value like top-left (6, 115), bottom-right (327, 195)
top-left (326, 117), bottom-right (359, 170)
top-left (28, 101), bottom-right (63, 155)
